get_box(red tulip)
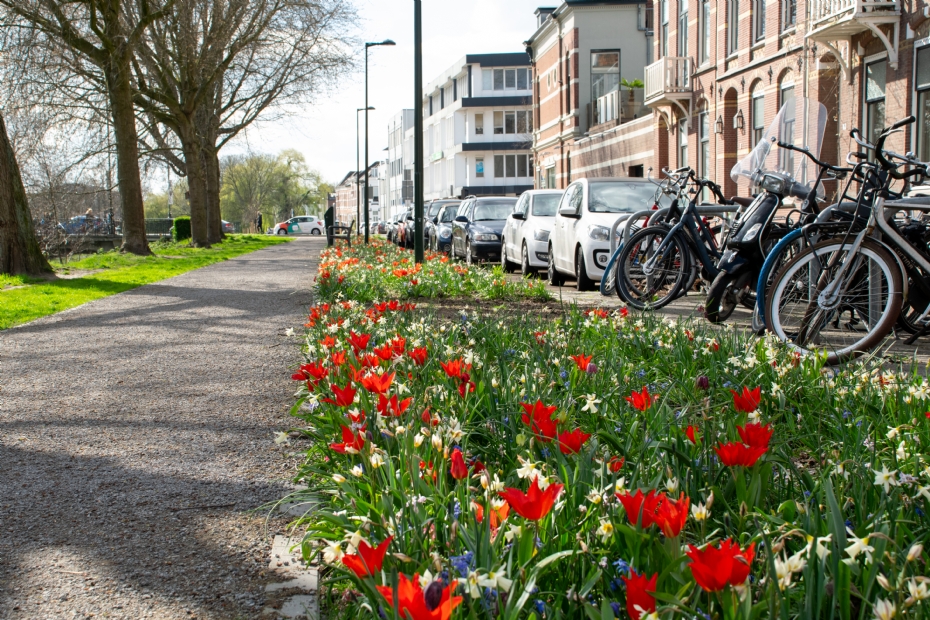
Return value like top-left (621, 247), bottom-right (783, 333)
top-left (616, 490), bottom-right (662, 528)
top-left (473, 500), bottom-right (510, 529)
top-left (731, 386), bottom-right (762, 413)
top-left (376, 573), bottom-right (462, 620)
top-left (341, 536), bottom-right (392, 577)
top-left (449, 449), bottom-right (468, 480)
top-left (330, 425), bottom-right (365, 454)
top-left (390, 336), bottom-right (406, 355)
top-left (556, 428), bottom-right (591, 454)
top-left (625, 386), bottom-right (658, 411)
top-left (715, 442), bottom-right (767, 467)
top-left (374, 344), bottom-right (395, 360)
top-left (319, 335), bottom-right (336, 348)
top-left (498, 476), bottom-right (564, 521)
top-left (570, 353), bottom-right (593, 372)
top-left (408, 347), bottom-right (428, 366)
top-left (324, 383), bottom-right (357, 407)
top-left (291, 360), bottom-right (328, 386)
top-left (457, 380), bottom-right (476, 398)
top-left (361, 371), bottom-right (395, 394)
top-left (348, 331), bottom-right (371, 353)
top-left (686, 539), bottom-right (756, 592)
top-left (685, 425), bottom-right (699, 444)
top-left (440, 358), bottom-right (467, 379)
top-left (520, 400), bottom-right (559, 442)
top-left (655, 492), bottom-right (690, 538)
top-left (377, 393), bottom-right (412, 417)
top-left (608, 456), bottom-right (625, 473)
top-left (622, 570), bottom-right (658, 620)
top-left (737, 422), bottom-right (773, 448)
top-left (331, 350), bottom-right (347, 367)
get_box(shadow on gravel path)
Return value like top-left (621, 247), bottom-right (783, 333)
top-left (0, 237), bottom-right (325, 619)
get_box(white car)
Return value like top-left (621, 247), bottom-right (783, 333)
top-left (548, 178), bottom-right (663, 291)
top-left (273, 216), bottom-right (325, 236)
top-left (501, 189), bottom-right (564, 276)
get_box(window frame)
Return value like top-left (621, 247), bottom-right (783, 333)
top-left (475, 157), bottom-right (485, 178)
top-left (864, 58), bottom-right (887, 160)
top-left (494, 111), bottom-right (504, 135)
top-left (475, 113), bottom-right (484, 135)
top-left (781, 0), bottom-right (796, 30)
top-left (727, 0), bottom-right (739, 55)
top-left (751, 90), bottom-right (765, 146)
top-left (661, 0), bottom-right (669, 56)
top-left (916, 45), bottom-right (930, 162)
top-left (678, 118), bottom-right (689, 167)
top-left (700, 0), bottom-right (711, 65)
top-left (678, 0), bottom-right (689, 57)
top-left (590, 50), bottom-right (622, 117)
top-left (753, 0), bottom-right (766, 42)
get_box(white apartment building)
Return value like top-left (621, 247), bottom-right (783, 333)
top-left (383, 110), bottom-right (414, 222)
top-left (419, 53), bottom-right (535, 201)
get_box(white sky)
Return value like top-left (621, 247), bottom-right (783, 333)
top-left (226, 0), bottom-right (546, 185)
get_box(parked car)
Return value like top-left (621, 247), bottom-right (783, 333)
top-left (397, 210), bottom-right (416, 247)
top-left (272, 216), bottom-right (325, 236)
top-left (451, 196), bottom-right (518, 265)
top-left (429, 203), bottom-right (461, 253)
top-left (423, 199), bottom-right (461, 250)
top-left (501, 189), bottom-right (564, 276)
top-left (548, 177), bottom-right (664, 291)
top-left (388, 210), bottom-right (409, 244)
top-left (60, 215), bottom-right (107, 235)
top-left (222, 220), bottom-right (235, 233)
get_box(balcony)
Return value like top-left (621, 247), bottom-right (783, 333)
top-left (807, 0), bottom-right (900, 71)
top-left (587, 89), bottom-right (650, 132)
top-left (644, 57), bottom-right (692, 117)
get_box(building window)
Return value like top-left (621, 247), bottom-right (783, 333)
top-left (700, 0), bottom-right (711, 64)
top-left (591, 51), bottom-right (619, 125)
top-left (494, 111), bottom-right (504, 134)
top-left (483, 68), bottom-right (529, 91)
top-left (698, 111), bottom-right (710, 178)
top-left (779, 82), bottom-right (796, 172)
top-left (453, 79), bottom-right (458, 102)
top-left (661, 0), bottom-right (669, 56)
top-left (476, 157), bottom-right (485, 178)
top-left (493, 154), bottom-right (532, 178)
top-left (917, 47), bottom-right (930, 161)
top-left (429, 96), bottom-right (433, 116)
top-left (517, 110), bottom-right (532, 133)
top-left (546, 166), bottom-right (556, 189)
top-left (751, 91), bottom-right (765, 145)
top-left (440, 87), bottom-right (445, 109)
top-left (678, 118), bottom-right (689, 167)
top-left (727, 0), bottom-right (739, 55)
top-left (753, 0), bottom-right (766, 42)
top-left (782, 0), bottom-right (796, 29)
top-left (679, 0), bottom-right (689, 57)
top-left (865, 59), bottom-right (887, 158)
top-left (475, 113), bottom-right (484, 135)
top-left (491, 111), bottom-right (533, 135)
top-left (505, 111), bottom-right (516, 133)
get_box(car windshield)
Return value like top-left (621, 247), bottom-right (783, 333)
top-left (587, 182), bottom-right (658, 213)
top-left (440, 208), bottom-right (456, 223)
top-left (532, 194), bottom-right (561, 217)
top-left (428, 203), bottom-right (444, 217)
top-left (473, 201), bottom-right (516, 221)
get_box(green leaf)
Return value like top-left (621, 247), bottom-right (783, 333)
top-left (578, 568), bottom-right (602, 598)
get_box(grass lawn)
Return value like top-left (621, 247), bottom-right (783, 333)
top-left (0, 234), bottom-right (289, 329)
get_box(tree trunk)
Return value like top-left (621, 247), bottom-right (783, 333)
top-left (105, 49), bottom-right (151, 256)
top-left (179, 121), bottom-right (210, 247)
top-left (0, 112), bottom-right (52, 276)
top-left (196, 106), bottom-right (224, 244)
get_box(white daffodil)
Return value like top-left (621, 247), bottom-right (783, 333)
top-left (907, 579), bottom-right (930, 604)
top-left (586, 491), bottom-right (604, 505)
top-left (395, 425), bottom-right (406, 435)
top-left (478, 570), bottom-right (513, 593)
top-left (466, 570), bottom-right (483, 598)
top-left (615, 477), bottom-right (627, 494)
top-left (581, 394), bottom-right (601, 414)
top-left (806, 534), bottom-right (832, 560)
top-left (274, 431), bottom-right (290, 445)
top-left (665, 477), bottom-right (679, 494)
top-left (874, 465), bottom-right (898, 494)
top-left (350, 464), bottom-right (364, 477)
top-left (597, 519), bottom-right (615, 542)
top-left (516, 457), bottom-right (541, 481)
top-left (322, 540), bottom-right (344, 564)
top-left (413, 433), bottom-right (424, 448)
top-left (845, 530), bottom-right (875, 564)
top-left (431, 433), bottom-right (443, 451)
top-left (873, 598), bottom-right (896, 620)
top-left (908, 543), bottom-right (924, 562)
top-left (332, 473), bottom-right (346, 484)
top-left (369, 453), bottom-right (384, 468)
top-left (504, 523), bottom-right (522, 543)
top-left (691, 502), bottom-right (709, 522)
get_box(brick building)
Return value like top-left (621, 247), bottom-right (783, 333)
top-left (526, 2), bottom-right (655, 189)
top-left (528, 0), bottom-right (930, 196)
top-left (334, 171), bottom-right (358, 227)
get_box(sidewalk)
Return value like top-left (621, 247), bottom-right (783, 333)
top-left (0, 237), bottom-right (326, 619)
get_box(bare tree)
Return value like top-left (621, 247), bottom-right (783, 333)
top-left (0, 111), bottom-right (51, 275)
top-left (0, 0), bottom-right (176, 256)
top-left (132, 0), bottom-right (355, 245)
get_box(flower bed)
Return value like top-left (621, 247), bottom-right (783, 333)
top-left (286, 251), bottom-right (930, 620)
top-left (316, 241), bottom-right (550, 302)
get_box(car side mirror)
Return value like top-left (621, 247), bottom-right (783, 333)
top-left (559, 206), bottom-right (581, 219)
top-left (432, 217), bottom-right (439, 224)
top-left (512, 212), bottom-right (525, 220)
top-left (454, 215), bottom-right (468, 222)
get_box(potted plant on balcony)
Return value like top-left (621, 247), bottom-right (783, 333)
top-left (621, 78), bottom-right (644, 120)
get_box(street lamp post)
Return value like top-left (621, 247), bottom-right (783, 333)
top-left (413, 1), bottom-right (424, 263)
top-left (364, 39), bottom-right (396, 244)
top-left (356, 107), bottom-right (373, 237)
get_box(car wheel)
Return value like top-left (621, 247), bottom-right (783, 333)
top-left (575, 246), bottom-right (595, 292)
top-left (547, 244), bottom-right (565, 286)
top-left (465, 240), bottom-right (474, 266)
top-left (501, 240), bottom-right (515, 272)
top-left (521, 242), bottom-right (534, 277)
top-left (277, 229), bottom-right (287, 236)
top-left (311, 229), bottom-right (321, 236)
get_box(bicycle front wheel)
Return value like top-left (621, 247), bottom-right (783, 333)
top-left (765, 239), bottom-right (903, 364)
top-left (616, 225), bottom-right (691, 310)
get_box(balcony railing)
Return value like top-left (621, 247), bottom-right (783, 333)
top-left (810, 0), bottom-right (898, 28)
top-left (588, 89), bottom-right (650, 129)
top-left (644, 57), bottom-right (692, 103)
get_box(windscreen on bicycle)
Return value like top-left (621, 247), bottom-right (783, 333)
top-left (730, 97), bottom-right (827, 192)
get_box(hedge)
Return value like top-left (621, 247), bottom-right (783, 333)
top-left (171, 216), bottom-right (191, 242)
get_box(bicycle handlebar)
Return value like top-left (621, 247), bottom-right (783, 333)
top-left (874, 116), bottom-right (926, 180)
top-left (776, 140), bottom-right (849, 174)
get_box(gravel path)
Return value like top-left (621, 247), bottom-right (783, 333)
top-left (0, 237), bottom-right (324, 619)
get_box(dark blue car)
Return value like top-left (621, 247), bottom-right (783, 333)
top-left (451, 197), bottom-right (517, 265)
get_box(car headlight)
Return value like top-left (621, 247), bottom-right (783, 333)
top-left (474, 233), bottom-right (498, 242)
top-left (742, 223), bottom-right (764, 242)
top-left (438, 225), bottom-right (452, 237)
top-left (533, 229), bottom-right (550, 242)
top-left (587, 225), bottom-right (610, 241)
top-left (760, 174), bottom-right (786, 194)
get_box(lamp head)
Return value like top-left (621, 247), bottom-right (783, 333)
top-left (366, 39), bottom-right (396, 47)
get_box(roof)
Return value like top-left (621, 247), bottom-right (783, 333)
top-left (525, 1), bottom-right (645, 47)
top-left (464, 53), bottom-right (531, 68)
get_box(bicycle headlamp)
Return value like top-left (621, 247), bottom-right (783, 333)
top-left (742, 223), bottom-right (764, 242)
top-left (760, 174), bottom-right (786, 194)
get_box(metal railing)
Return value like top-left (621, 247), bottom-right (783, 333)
top-left (644, 57), bottom-right (692, 101)
top-left (809, 0), bottom-right (897, 24)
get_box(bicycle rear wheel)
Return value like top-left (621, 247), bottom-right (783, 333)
top-left (765, 239), bottom-right (903, 364)
top-left (616, 225), bottom-right (691, 310)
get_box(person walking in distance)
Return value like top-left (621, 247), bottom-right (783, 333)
top-left (255, 212), bottom-right (263, 234)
